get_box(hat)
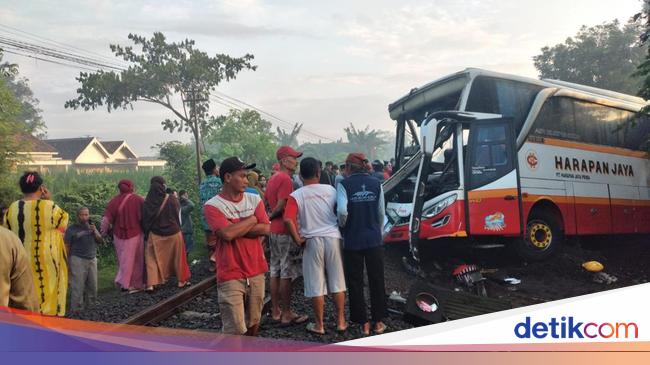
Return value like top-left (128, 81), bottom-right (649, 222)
top-left (345, 152), bottom-right (368, 166)
top-left (276, 145), bottom-right (303, 160)
top-left (219, 157), bottom-right (256, 181)
top-left (202, 158), bottom-right (217, 174)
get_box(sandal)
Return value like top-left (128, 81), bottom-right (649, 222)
top-left (306, 322), bottom-right (325, 335)
top-left (336, 324), bottom-right (349, 333)
top-left (280, 313), bottom-right (309, 327)
top-left (178, 281), bottom-right (191, 288)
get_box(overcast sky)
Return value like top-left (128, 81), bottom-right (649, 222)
top-left (1, 0), bottom-right (643, 155)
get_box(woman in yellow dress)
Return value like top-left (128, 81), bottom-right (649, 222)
top-left (3, 171), bottom-right (69, 316)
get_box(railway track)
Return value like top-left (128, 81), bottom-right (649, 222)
top-left (122, 276), bottom-right (274, 327)
top-left (122, 276), bottom-right (218, 326)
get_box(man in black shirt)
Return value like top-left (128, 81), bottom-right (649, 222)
top-left (64, 207), bottom-right (103, 313)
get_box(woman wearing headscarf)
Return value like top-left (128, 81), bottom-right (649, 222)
top-left (141, 176), bottom-right (190, 290)
top-left (101, 179), bottom-right (146, 293)
top-left (2, 171), bottom-right (69, 316)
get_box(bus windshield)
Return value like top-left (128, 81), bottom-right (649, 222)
top-left (389, 74), bottom-right (469, 124)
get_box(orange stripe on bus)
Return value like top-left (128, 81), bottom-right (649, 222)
top-left (468, 188), bottom-right (518, 199)
top-left (473, 190), bottom-right (650, 206)
top-left (531, 137), bottom-right (649, 158)
top-left (610, 198), bottom-right (650, 207)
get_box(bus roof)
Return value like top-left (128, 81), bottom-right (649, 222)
top-left (388, 68), bottom-right (649, 121)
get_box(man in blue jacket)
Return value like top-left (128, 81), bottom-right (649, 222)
top-left (336, 152), bottom-right (387, 336)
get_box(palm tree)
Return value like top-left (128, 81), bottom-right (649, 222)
top-left (276, 123), bottom-right (302, 148)
top-left (344, 123), bottom-right (388, 160)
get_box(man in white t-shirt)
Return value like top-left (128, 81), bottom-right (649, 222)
top-left (284, 157), bottom-right (347, 335)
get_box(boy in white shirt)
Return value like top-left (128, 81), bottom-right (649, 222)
top-left (284, 157), bottom-right (347, 335)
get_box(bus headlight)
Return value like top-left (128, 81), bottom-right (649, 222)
top-left (422, 194), bottom-right (457, 218)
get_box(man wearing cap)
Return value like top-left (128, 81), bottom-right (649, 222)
top-left (199, 158), bottom-right (223, 271)
top-left (336, 152), bottom-right (387, 335)
top-left (265, 145), bottom-right (309, 325)
top-left (204, 157), bottom-right (270, 336)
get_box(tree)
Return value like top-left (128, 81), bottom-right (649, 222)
top-left (65, 32), bottom-right (257, 183)
top-left (205, 109), bottom-right (278, 171)
top-left (632, 1), bottom-right (650, 151)
top-left (156, 140), bottom-right (196, 192)
top-left (533, 19), bottom-right (645, 94)
top-left (344, 123), bottom-right (389, 160)
top-left (1, 73), bottom-right (45, 136)
top-left (0, 73), bottom-right (26, 206)
top-left (276, 123), bottom-right (302, 147)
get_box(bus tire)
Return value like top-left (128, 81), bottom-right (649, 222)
top-left (513, 211), bottom-right (562, 261)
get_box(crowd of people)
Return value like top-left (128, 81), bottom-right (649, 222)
top-left (0, 171), bottom-right (194, 315)
top-left (203, 146), bottom-right (392, 336)
top-left (0, 145), bottom-right (394, 337)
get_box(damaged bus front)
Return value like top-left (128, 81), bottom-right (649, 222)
top-left (383, 68), bottom-right (546, 260)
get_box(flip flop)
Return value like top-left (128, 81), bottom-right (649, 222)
top-left (280, 313), bottom-right (309, 327)
top-left (306, 322), bottom-right (325, 335)
top-left (336, 324), bottom-right (349, 333)
top-left (177, 281), bottom-right (191, 288)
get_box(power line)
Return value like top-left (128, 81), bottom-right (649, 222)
top-left (0, 36), bottom-right (125, 71)
top-left (0, 23), bottom-right (128, 68)
top-left (0, 26), bottom-right (336, 143)
top-left (1, 48), bottom-right (99, 72)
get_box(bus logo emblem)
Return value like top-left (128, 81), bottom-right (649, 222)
top-left (526, 150), bottom-right (538, 170)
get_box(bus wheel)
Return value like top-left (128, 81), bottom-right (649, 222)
top-left (514, 212), bottom-right (562, 261)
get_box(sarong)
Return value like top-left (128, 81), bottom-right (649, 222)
top-left (145, 231), bottom-right (191, 287)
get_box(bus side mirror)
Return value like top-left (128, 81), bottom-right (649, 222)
top-left (421, 118), bottom-right (437, 154)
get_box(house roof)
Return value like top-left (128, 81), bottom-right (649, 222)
top-left (18, 134), bottom-right (58, 153)
top-left (44, 137), bottom-right (97, 160)
top-left (100, 141), bottom-right (125, 154)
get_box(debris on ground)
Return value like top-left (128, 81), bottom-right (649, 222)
top-left (593, 272), bottom-right (618, 285)
top-left (401, 256), bottom-right (427, 278)
top-left (452, 264), bottom-right (487, 297)
top-left (388, 291), bottom-right (407, 304)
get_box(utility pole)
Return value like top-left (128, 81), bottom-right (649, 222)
top-left (183, 87), bottom-right (209, 184)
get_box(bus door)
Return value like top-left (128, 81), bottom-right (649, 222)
top-left (465, 119), bottom-right (523, 236)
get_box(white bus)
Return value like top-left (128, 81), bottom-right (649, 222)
top-left (383, 68), bottom-right (650, 261)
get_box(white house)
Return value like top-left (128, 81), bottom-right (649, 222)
top-left (16, 135), bottom-right (166, 173)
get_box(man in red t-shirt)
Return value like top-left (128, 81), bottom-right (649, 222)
top-left (204, 156), bottom-right (270, 336)
top-left (265, 145), bottom-right (308, 325)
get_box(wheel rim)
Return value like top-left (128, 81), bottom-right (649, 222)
top-left (528, 222), bottom-right (552, 250)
